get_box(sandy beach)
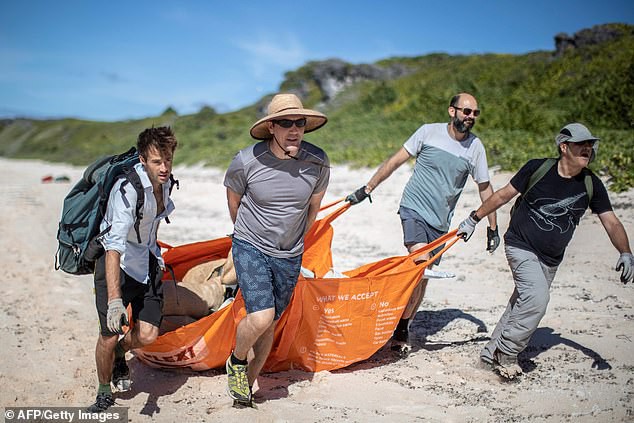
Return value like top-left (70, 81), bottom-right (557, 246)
top-left (1, 156), bottom-right (633, 422)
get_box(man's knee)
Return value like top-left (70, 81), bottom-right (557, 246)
top-left (245, 308), bottom-right (276, 333)
top-left (135, 323), bottom-right (159, 346)
top-left (262, 319), bottom-right (277, 336)
top-left (97, 333), bottom-right (119, 350)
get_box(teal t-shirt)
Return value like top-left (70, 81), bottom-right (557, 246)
top-left (400, 123), bottom-right (490, 231)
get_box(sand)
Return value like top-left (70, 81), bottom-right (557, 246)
top-left (1, 156), bottom-right (633, 422)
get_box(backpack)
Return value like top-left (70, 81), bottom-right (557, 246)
top-left (510, 158), bottom-right (593, 217)
top-left (55, 147), bottom-right (178, 275)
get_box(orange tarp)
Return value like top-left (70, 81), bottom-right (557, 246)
top-left (135, 202), bottom-right (459, 372)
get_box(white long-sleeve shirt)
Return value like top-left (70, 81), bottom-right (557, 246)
top-left (99, 162), bottom-right (175, 283)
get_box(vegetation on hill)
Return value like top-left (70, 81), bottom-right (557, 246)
top-left (1, 23), bottom-right (632, 191)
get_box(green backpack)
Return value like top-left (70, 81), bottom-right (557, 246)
top-left (510, 158), bottom-right (593, 217)
top-left (55, 147), bottom-right (178, 275)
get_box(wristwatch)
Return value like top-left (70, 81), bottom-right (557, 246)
top-left (470, 210), bottom-right (481, 223)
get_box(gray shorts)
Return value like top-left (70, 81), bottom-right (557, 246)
top-left (232, 237), bottom-right (302, 319)
top-left (398, 206), bottom-right (446, 265)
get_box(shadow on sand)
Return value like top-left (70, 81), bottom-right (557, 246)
top-left (118, 357), bottom-right (319, 410)
top-left (116, 359), bottom-right (222, 416)
top-left (409, 308), bottom-right (489, 351)
top-left (519, 327), bottom-right (612, 372)
top-left (341, 308), bottom-right (489, 373)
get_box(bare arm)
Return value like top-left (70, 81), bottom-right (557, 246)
top-left (305, 190), bottom-right (327, 235)
top-left (598, 211), bottom-right (632, 254)
top-left (477, 181), bottom-right (497, 229)
top-left (473, 182), bottom-right (519, 220)
top-left (226, 187), bottom-right (242, 224)
top-left (105, 250), bottom-right (122, 302)
top-left (366, 147), bottom-right (411, 193)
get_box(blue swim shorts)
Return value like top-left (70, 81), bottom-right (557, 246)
top-left (231, 237), bottom-right (303, 319)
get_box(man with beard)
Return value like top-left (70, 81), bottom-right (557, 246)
top-left (346, 93), bottom-right (497, 351)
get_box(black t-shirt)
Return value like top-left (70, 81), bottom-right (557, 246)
top-left (504, 158), bottom-right (612, 266)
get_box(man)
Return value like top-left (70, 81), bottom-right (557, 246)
top-left (88, 127), bottom-right (178, 412)
top-left (346, 93), bottom-right (498, 348)
top-left (457, 122), bottom-right (634, 379)
top-left (223, 93), bottom-right (330, 406)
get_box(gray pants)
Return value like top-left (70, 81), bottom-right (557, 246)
top-left (481, 245), bottom-right (558, 360)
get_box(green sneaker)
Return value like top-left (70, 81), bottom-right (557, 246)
top-left (226, 356), bottom-right (251, 403)
top-left (233, 397), bottom-right (257, 409)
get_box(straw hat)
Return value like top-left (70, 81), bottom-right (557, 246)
top-left (250, 93), bottom-right (327, 140)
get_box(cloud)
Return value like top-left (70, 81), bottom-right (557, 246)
top-left (233, 32), bottom-right (308, 79)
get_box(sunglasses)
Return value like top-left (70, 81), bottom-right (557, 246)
top-left (273, 118), bottom-right (307, 128)
top-left (569, 140), bottom-right (597, 147)
top-left (453, 106), bottom-right (481, 117)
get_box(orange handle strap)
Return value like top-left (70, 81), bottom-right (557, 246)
top-left (406, 229), bottom-right (460, 265)
top-left (422, 236), bottom-right (461, 265)
top-left (157, 240), bottom-right (173, 250)
top-left (319, 197), bottom-right (346, 212)
top-left (318, 201), bottom-right (351, 227)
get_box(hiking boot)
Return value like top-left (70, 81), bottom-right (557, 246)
top-left (490, 351), bottom-right (522, 380)
top-left (494, 352), bottom-right (522, 380)
top-left (226, 356), bottom-right (251, 403)
top-left (86, 392), bottom-right (115, 413)
top-left (112, 356), bottom-right (131, 392)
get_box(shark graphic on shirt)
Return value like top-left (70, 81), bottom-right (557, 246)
top-left (527, 192), bottom-right (587, 233)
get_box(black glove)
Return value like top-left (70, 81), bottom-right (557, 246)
top-left (346, 186), bottom-right (372, 205)
top-left (486, 226), bottom-right (500, 253)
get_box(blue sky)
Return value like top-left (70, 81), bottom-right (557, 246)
top-left (1, 1), bottom-right (632, 122)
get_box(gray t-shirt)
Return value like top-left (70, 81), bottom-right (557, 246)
top-left (400, 122), bottom-right (490, 232)
top-left (224, 140), bottom-right (330, 258)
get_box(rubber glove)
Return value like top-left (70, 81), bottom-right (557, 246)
top-left (107, 298), bottom-right (128, 334)
top-left (457, 212), bottom-right (479, 241)
top-left (616, 253), bottom-right (634, 284)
